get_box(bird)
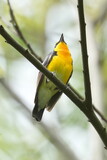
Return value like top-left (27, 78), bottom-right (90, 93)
top-left (32, 34), bottom-right (73, 121)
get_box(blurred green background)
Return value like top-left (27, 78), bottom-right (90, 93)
top-left (0, 0), bottom-right (107, 160)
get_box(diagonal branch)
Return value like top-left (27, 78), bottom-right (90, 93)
top-left (77, 0), bottom-right (92, 108)
top-left (0, 25), bottom-right (107, 148)
top-left (7, 0), bottom-right (42, 62)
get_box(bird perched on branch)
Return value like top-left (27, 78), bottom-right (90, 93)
top-left (32, 34), bottom-right (73, 121)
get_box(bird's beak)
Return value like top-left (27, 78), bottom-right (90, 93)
top-left (59, 33), bottom-right (65, 42)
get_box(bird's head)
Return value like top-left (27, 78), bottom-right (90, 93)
top-left (54, 34), bottom-right (70, 53)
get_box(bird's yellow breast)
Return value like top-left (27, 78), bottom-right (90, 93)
top-left (47, 50), bottom-right (73, 84)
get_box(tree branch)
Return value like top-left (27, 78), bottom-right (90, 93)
top-left (77, 0), bottom-right (92, 108)
top-left (7, 0), bottom-right (42, 62)
top-left (0, 78), bottom-right (79, 160)
top-left (0, 25), bottom-right (107, 148)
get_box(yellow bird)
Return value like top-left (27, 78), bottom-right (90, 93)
top-left (32, 34), bottom-right (73, 121)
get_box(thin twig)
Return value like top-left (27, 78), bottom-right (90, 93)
top-left (0, 78), bottom-right (79, 160)
top-left (7, 0), bottom-right (42, 62)
top-left (77, 0), bottom-right (92, 108)
top-left (0, 25), bottom-right (107, 148)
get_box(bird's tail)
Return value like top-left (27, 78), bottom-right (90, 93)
top-left (32, 105), bottom-right (44, 122)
